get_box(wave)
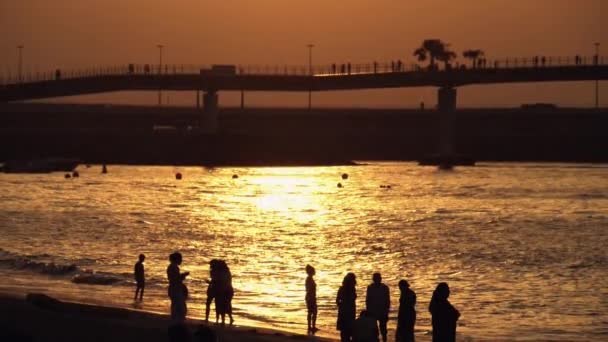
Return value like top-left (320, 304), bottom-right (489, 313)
top-left (72, 273), bottom-right (122, 285)
top-left (0, 248), bottom-right (129, 286)
top-left (0, 258), bottom-right (79, 275)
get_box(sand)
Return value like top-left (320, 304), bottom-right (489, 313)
top-left (0, 293), bottom-right (330, 342)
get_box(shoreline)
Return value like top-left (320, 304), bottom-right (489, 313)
top-left (0, 292), bottom-right (332, 342)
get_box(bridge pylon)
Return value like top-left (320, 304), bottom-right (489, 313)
top-left (437, 86), bottom-right (457, 156)
top-left (202, 90), bottom-right (219, 134)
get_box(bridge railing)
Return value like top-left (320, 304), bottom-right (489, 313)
top-left (0, 55), bottom-right (606, 87)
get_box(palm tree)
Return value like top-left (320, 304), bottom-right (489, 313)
top-left (437, 50), bottom-right (457, 70)
top-left (462, 49), bottom-right (484, 68)
top-left (414, 39), bottom-right (455, 70)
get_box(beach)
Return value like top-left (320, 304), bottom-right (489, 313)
top-left (0, 293), bottom-right (328, 342)
top-left (1, 163), bottom-right (607, 341)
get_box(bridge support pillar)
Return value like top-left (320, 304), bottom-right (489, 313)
top-left (437, 86), bottom-right (457, 156)
top-left (202, 91), bottom-right (219, 134)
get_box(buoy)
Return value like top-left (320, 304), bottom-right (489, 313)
top-left (232, 174), bottom-right (239, 179)
top-left (64, 174), bottom-right (71, 179)
top-left (337, 182), bottom-right (343, 188)
top-left (102, 164), bottom-right (108, 174)
top-left (341, 173), bottom-right (349, 180)
top-left (72, 171), bottom-right (79, 178)
top-left (175, 172), bottom-right (182, 180)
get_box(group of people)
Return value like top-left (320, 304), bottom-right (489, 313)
top-left (133, 253), bottom-right (234, 326)
top-left (135, 255), bottom-right (460, 342)
top-left (307, 267), bottom-right (460, 342)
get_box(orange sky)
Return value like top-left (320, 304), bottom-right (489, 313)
top-left (0, 0), bottom-right (605, 107)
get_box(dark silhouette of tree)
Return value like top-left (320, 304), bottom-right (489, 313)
top-left (414, 39), bottom-right (455, 70)
top-left (462, 49), bottom-right (485, 68)
top-left (437, 49), bottom-right (457, 70)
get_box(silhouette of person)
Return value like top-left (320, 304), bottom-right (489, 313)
top-left (352, 310), bottom-right (379, 342)
top-left (218, 260), bottom-right (234, 325)
top-left (374, 61), bottom-right (378, 74)
top-left (396, 280), bottom-right (416, 342)
top-left (348, 63), bottom-right (352, 75)
top-left (366, 273), bottom-right (390, 342)
top-left (206, 259), bottom-right (234, 325)
top-left (541, 56), bottom-right (546, 67)
top-left (397, 60), bottom-right (403, 72)
top-left (333, 64), bottom-right (337, 74)
top-left (306, 265), bottom-right (319, 333)
top-left (167, 252), bottom-right (189, 324)
top-left (429, 282), bottom-right (460, 342)
top-left (341, 64), bottom-right (346, 74)
top-left (337, 272), bottom-right (357, 342)
top-left (134, 254), bottom-right (146, 301)
top-left (205, 260), bottom-right (218, 322)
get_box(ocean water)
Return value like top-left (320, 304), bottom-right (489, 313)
top-left (0, 162), bottom-right (607, 341)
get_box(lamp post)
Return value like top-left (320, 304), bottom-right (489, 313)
top-left (157, 44), bottom-right (164, 106)
top-left (307, 44), bottom-right (314, 110)
top-left (17, 45), bottom-right (24, 83)
top-left (595, 42), bottom-right (600, 108)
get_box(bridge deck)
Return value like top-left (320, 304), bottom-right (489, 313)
top-left (1, 64), bottom-right (607, 102)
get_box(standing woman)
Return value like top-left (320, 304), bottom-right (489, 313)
top-left (336, 272), bottom-right (357, 342)
top-left (167, 252), bottom-right (190, 324)
top-left (429, 282), bottom-right (460, 342)
top-left (396, 280), bottom-right (417, 342)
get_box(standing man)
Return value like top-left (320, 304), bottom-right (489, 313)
top-left (366, 273), bottom-right (390, 342)
top-left (134, 254), bottom-right (146, 301)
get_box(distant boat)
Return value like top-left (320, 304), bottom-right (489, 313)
top-left (0, 158), bottom-right (80, 173)
top-left (418, 154), bottom-right (476, 168)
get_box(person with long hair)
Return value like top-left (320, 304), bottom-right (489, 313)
top-left (336, 272), bottom-right (357, 342)
top-left (396, 280), bottom-right (416, 342)
top-left (429, 282), bottom-right (460, 342)
top-left (167, 252), bottom-right (189, 324)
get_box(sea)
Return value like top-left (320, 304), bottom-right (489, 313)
top-left (0, 162), bottom-right (607, 341)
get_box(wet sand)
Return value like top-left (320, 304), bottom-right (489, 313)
top-left (0, 293), bottom-right (330, 342)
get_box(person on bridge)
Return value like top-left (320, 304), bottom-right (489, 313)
top-left (373, 61), bottom-right (378, 74)
top-left (365, 273), bottom-right (390, 342)
top-left (541, 56), bottom-right (546, 67)
top-left (348, 63), bottom-right (352, 75)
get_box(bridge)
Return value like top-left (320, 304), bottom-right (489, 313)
top-left (1, 56), bottom-right (606, 164)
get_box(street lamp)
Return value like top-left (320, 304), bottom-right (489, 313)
top-left (307, 44), bottom-right (314, 110)
top-left (157, 44), bottom-right (164, 106)
top-left (17, 45), bottom-right (24, 83)
top-left (595, 42), bottom-right (600, 108)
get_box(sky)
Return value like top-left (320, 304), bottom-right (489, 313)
top-left (0, 0), bottom-right (606, 108)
